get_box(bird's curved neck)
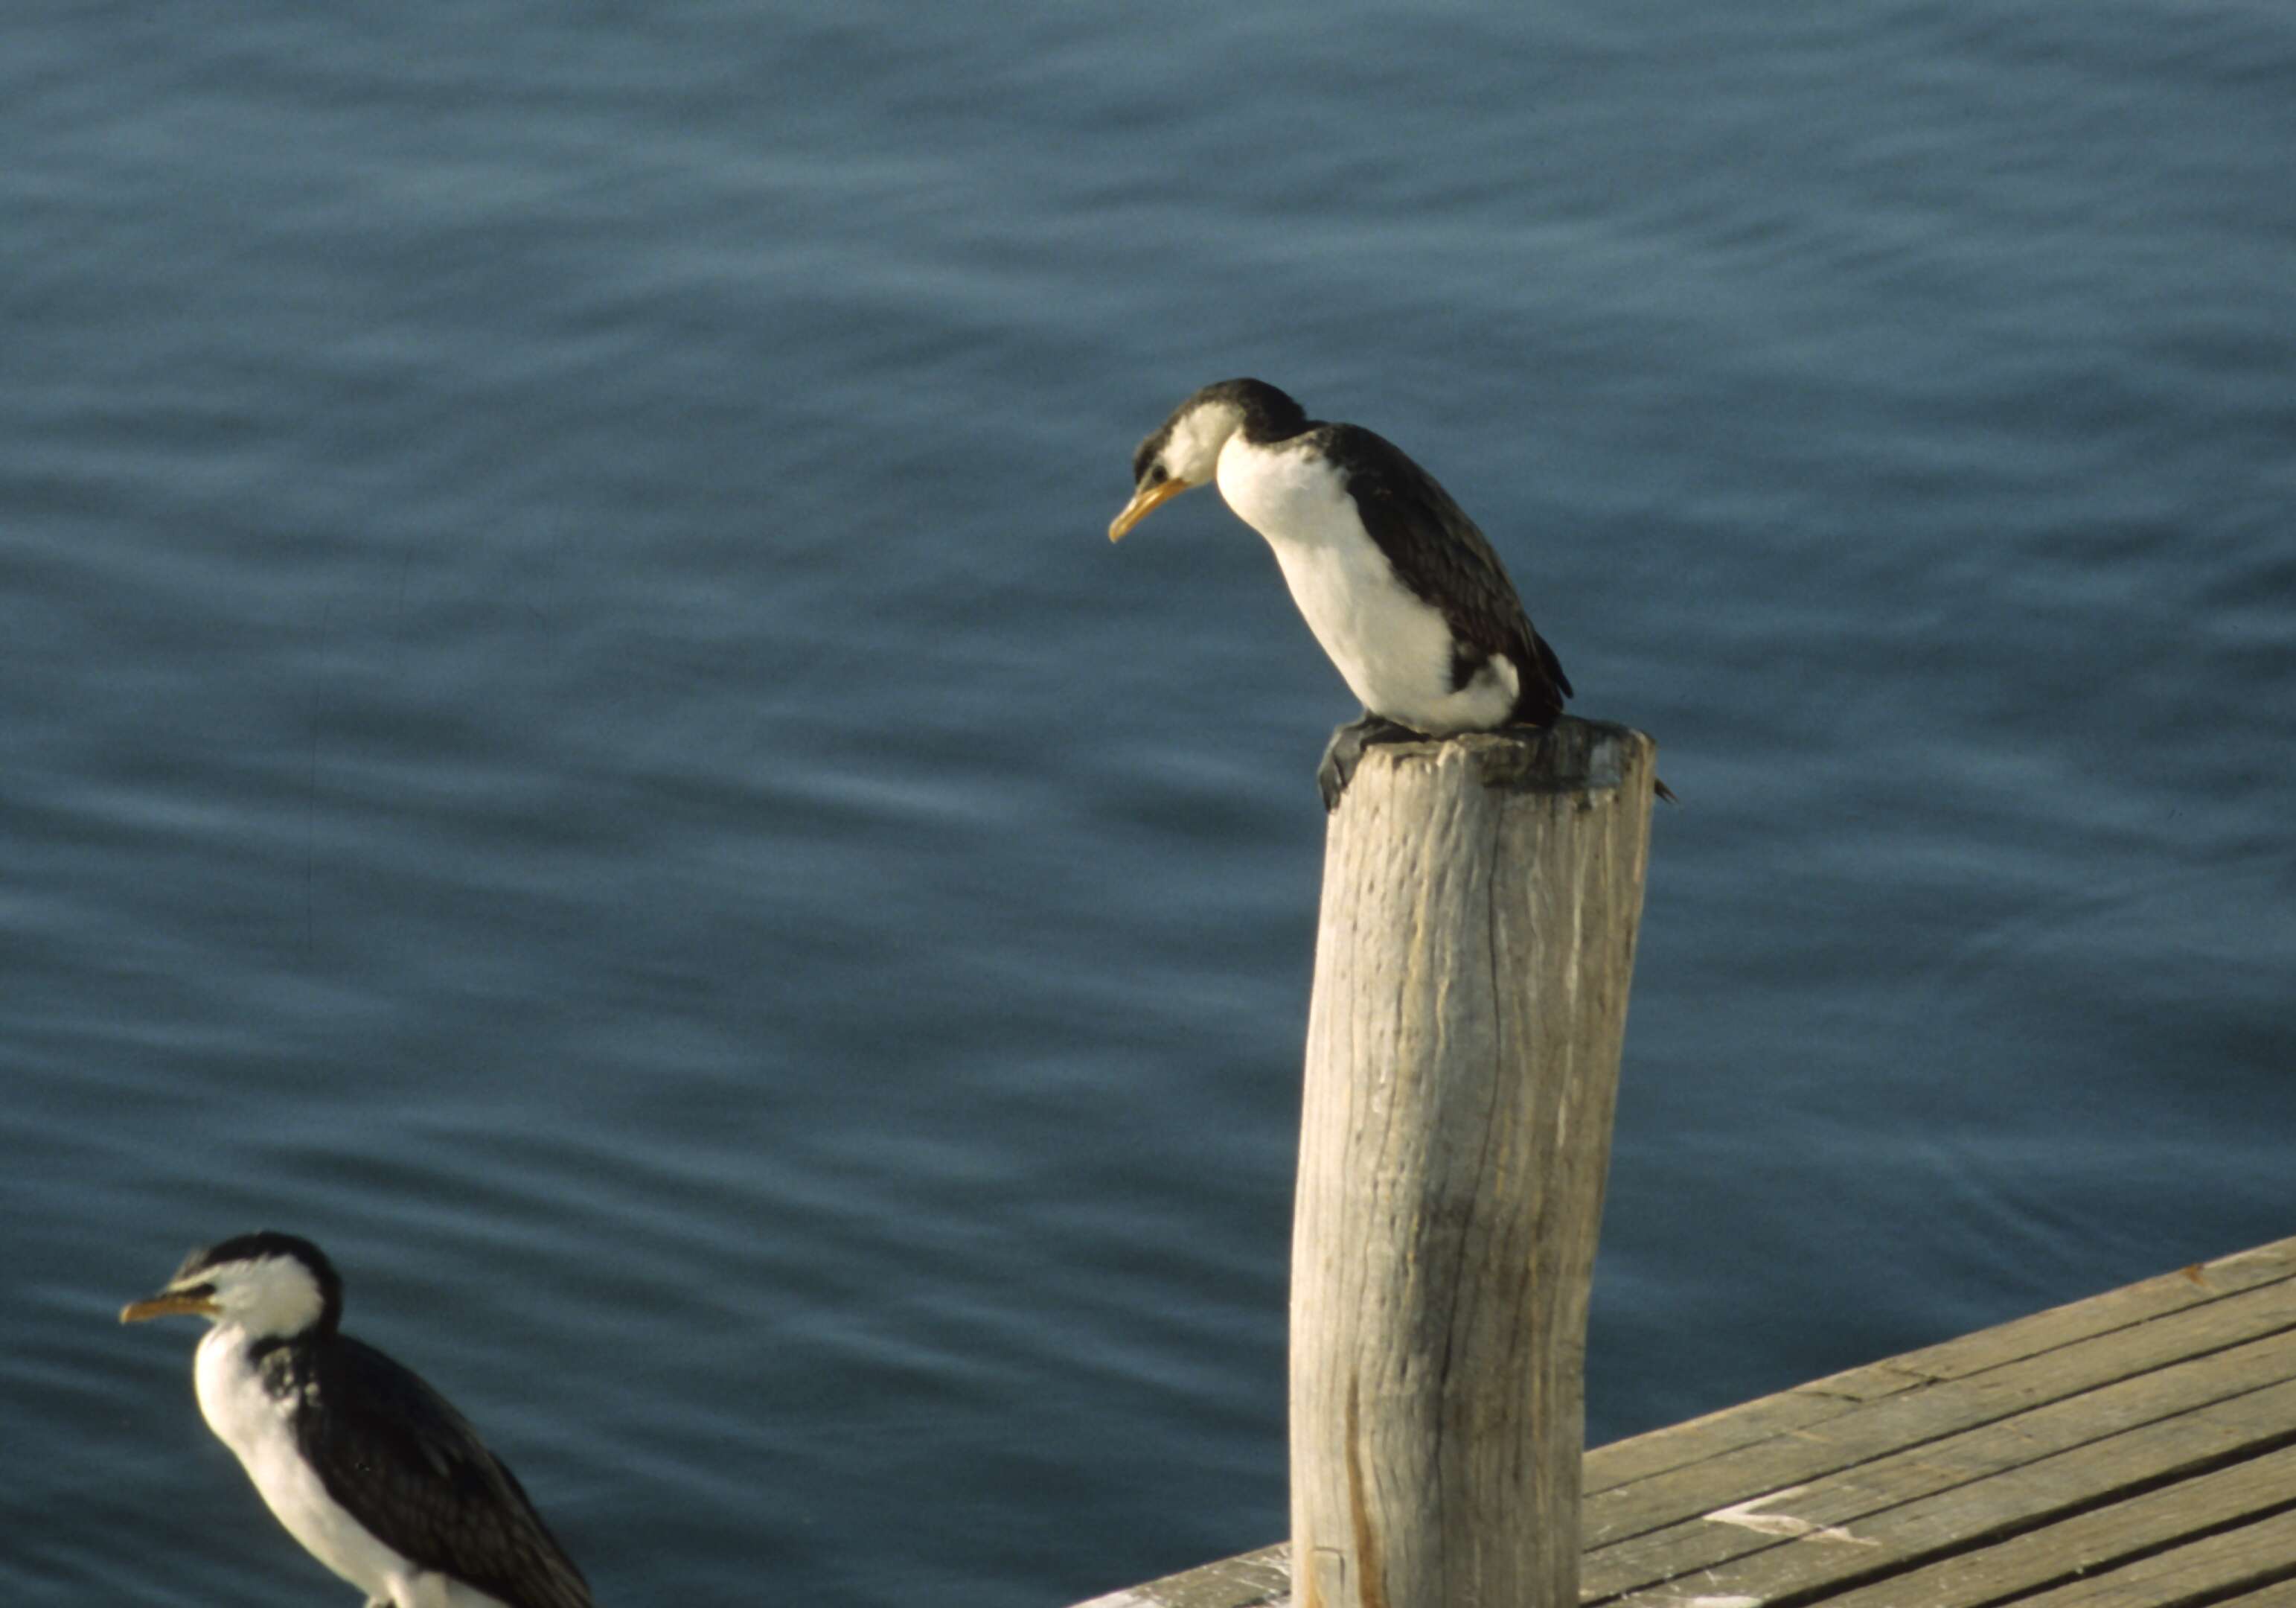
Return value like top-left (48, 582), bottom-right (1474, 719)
top-left (245, 1330), bottom-right (319, 1368)
top-left (1227, 386), bottom-right (1311, 446)
top-left (200, 1315), bottom-right (324, 1385)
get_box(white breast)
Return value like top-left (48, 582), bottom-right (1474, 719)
top-left (1215, 436), bottom-right (1518, 733)
top-left (194, 1327), bottom-right (511, 1608)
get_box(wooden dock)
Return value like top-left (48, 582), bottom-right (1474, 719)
top-left (1076, 1233), bottom-right (2296, 1608)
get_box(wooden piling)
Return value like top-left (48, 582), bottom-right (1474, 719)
top-left (1290, 718), bottom-right (1657, 1608)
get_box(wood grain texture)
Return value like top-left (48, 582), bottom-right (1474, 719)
top-left (1068, 1549), bottom-right (1292, 1608)
top-left (2001, 1505), bottom-right (2296, 1607)
top-left (1605, 1359), bottom-right (2296, 1605)
top-left (1289, 721), bottom-right (1659, 1608)
top-left (1587, 1237), bottom-right (2296, 1497)
top-left (1806, 1442), bottom-right (2296, 1608)
top-left (1584, 1280), bottom-right (2296, 1590)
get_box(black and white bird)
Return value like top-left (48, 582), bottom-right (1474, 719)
top-left (121, 1231), bottom-right (594, 1608)
top-left (1110, 377), bottom-right (1654, 808)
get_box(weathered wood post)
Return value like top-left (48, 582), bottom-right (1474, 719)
top-left (1291, 718), bottom-right (1657, 1608)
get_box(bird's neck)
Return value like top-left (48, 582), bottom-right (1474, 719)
top-left (1233, 401), bottom-right (1311, 447)
top-left (246, 1330), bottom-right (313, 1367)
top-left (202, 1320), bottom-right (321, 1400)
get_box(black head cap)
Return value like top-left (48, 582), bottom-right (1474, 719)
top-left (1131, 377), bottom-right (1311, 487)
top-left (1190, 377), bottom-right (1308, 438)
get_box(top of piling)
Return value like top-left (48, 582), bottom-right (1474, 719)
top-left (1347, 718), bottom-right (1657, 799)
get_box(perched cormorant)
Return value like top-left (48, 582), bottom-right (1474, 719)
top-left (1112, 377), bottom-right (1645, 808)
top-left (121, 1231), bottom-right (595, 1608)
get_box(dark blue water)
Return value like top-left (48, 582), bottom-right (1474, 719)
top-left (7, 3), bottom-right (2294, 1603)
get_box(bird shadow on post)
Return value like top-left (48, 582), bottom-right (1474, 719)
top-left (1290, 717), bottom-right (1658, 1608)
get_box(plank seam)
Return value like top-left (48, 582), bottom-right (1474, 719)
top-left (2178, 1561), bottom-right (2296, 1608)
top-left (1585, 1266), bottom-right (2296, 1502)
top-left (1585, 1314), bottom-right (2296, 1559)
top-left (1611, 1423), bottom-right (2296, 1608)
top-left (1977, 1497), bottom-right (2296, 1608)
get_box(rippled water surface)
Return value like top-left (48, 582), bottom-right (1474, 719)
top-left (7, 3), bottom-right (2295, 1604)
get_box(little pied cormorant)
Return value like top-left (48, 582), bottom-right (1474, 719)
top-left (1111, 377), bottom-right (1664, 809)
top-left (121, 1231), bottom-right (594, 1608)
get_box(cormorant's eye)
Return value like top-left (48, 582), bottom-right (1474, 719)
top-left (1130, 436), bottom-right (1164, 486)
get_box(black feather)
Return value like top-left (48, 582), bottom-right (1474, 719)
top-left (1316, 424), bottom-right (1572, 727)
top-left (276, 1337), bottom-right (595, 1608)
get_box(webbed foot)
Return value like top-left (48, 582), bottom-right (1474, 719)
top-left (1317, 713), bottom-right (1419, 812)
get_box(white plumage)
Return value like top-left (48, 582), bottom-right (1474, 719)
top-left (1215, 430), bottom-right (1522, 735)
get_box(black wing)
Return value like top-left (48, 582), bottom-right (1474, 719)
top-left (298, 1338), bottom-right (595, 1608)
top-left (1322, 423), bottom-right (1573, 725)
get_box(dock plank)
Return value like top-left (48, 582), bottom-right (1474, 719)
top-left (2006, 1506), bottom-right (2296, 1606)
top-left (1072, 1550), bottom-right (1292, 1608)
top-left (1587, 1329), bottom-right (2296, 1597)
top-left (1587, 1272), bottom-right (2296, 1553)
top-left (1587, 1237), bottom-right (2296, 1496)
top-left (1806, 1443), bottom-right (2296, 1608)
top-left (1607, 1374), bottom-right (2296, 1605)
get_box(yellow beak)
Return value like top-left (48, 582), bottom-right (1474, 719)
top-left (120, 1291), bottom-right (219, 1324)
top-left (1107, 478), bottom-right (1192, 542)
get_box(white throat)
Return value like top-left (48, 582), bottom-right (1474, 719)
top-left (1167, 400), bottom-right (1245, 485)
